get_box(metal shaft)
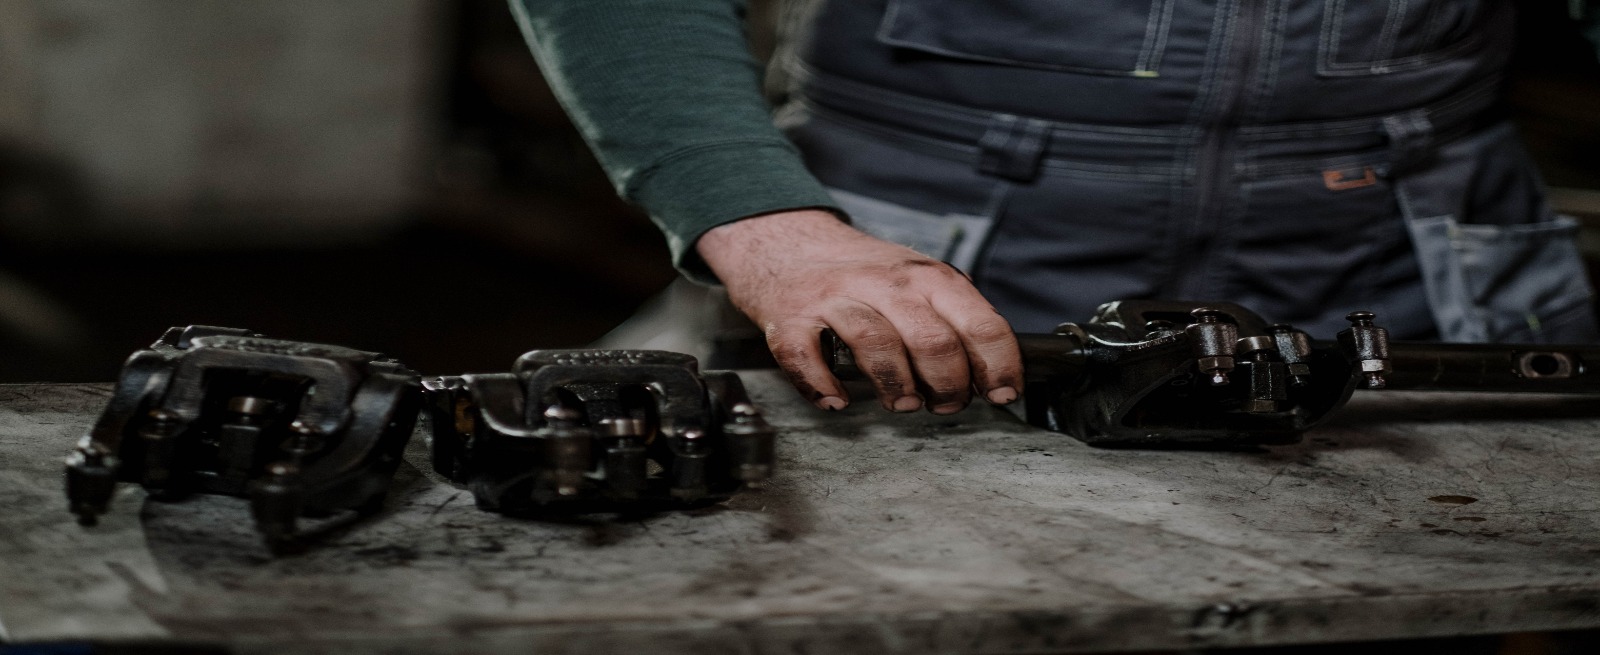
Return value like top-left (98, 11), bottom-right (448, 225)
top-left (1331, 341), bottom-right (1600, 394)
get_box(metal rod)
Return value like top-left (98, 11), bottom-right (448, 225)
top-left (1334, 341), bottom-right (1600, 394)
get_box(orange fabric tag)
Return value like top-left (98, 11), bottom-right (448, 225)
top-left (1323, 167), bottom-right (1377, 191)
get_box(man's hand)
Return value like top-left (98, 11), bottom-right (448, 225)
top-left (696, 209), bottom-right (1023, 414)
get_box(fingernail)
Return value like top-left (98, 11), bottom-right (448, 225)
top-left (986, 387), bottom-right (1018, 405)
top-left (818, 396), bottom-right (847, 411)
top-left (931, 402), bottom-right (966, 415)
top-left (892, 396), bottom-right (923, 412)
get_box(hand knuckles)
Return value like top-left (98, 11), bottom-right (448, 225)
top-left (961, 317), bottom-right (1013, 343)
top-left (906, 330), bottom-right (963, 358)
top-left (849, 329), bottom-right (902, 352)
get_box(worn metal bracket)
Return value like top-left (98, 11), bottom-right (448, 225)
top-left (425, 349), bottom-right (775, 515)
top-left (65, 326), bottom-right (422, 553)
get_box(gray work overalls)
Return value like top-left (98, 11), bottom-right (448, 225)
top-left (772, 0), bottom-right (1600, 342)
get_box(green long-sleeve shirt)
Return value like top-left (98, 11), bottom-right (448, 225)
top-left (510, 0), bottom-right (838, 283)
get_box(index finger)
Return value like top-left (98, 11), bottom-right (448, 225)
top-left (764, 319), bottom-right (849, 411)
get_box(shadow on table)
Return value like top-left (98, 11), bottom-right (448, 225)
top-left (1327, 392), bottom-right (1600, 425)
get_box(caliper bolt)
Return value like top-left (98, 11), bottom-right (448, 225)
top-left (1266, 323), bottom-right (1314, 387)
top-left (1187, 308), bottom-right (1238, 386)
top-left (1341, 311), bottom-right (1392, 389)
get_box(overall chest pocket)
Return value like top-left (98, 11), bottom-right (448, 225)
top-left (876, 0), bottom-right (1176, 77)
top-left (1318, 0), bottom-right (1487, 76)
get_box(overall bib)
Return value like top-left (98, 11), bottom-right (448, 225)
top-left (774, 0), bottom-right (1599, 342)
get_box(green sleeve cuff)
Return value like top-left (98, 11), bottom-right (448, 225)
top-left (628, 139), bottom-right (843, 284)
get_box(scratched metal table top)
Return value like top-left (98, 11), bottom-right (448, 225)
top-left (1, 376), bottom-right (1597, 654)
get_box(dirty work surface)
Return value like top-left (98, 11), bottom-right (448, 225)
top-left (1, 377), bottom-right (1597, 654)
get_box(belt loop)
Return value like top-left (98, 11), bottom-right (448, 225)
top-left (1379, 109), bottom-right (1435, 176)
top-left (977, 114), bottom-right (1051, 182)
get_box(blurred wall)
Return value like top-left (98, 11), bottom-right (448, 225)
top-left (0, 0), bottom-right (437, 246)
top-left (0, 0), bottom-right (681, 383)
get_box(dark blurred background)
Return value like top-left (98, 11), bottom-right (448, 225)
top-left (0, 0), bottom-right (683, 382)
top-left (0, 0), bottom-right (1595, 383)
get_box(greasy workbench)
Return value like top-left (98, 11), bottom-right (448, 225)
top-left (2, 375), bottom-right (1597, 653)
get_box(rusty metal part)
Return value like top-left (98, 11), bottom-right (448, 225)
top-left (64, 326), bottom-right (422, 553)
top-left (424, 349), bottom-right (775, 515)
top-left (827, 300), bottom-right (1600, 447)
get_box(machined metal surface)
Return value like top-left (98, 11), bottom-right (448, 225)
top-left (3, 378), bottom-right (1599, 653)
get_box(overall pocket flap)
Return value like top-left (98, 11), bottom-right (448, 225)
top-left (1319, 0), bottom-right (1487, 76)
top-left (877, 0), bottom-right (1173, 76)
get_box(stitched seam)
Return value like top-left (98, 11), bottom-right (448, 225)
top-left (1238, 0), bottom-right (1278, 125)
top-left (800, 94), bottom-right (1190, 157)
top-left (1374, 0), bottom-right (1408, 66)
top-left (794, 63), bottom-right (1188, 138)
top-left (1319, 0), bottom-right (1343, 75)
top-left (1148, 0), bottom-right (1179, 71)
top-left (1314, 0), bottom-right (1489, 75)
top-left (1238, 75), bottom-right (1502, 138)
top-left (1212, 0), bottom-right (1242, 120)
top-left (1257, 0), bottom-right (1290, 116)
top-left (1320, 33), bottom-right (1486, 75)
top-left (876, 0), bottom-right (1173, 76)
top-left (1136, 0), bottom-right (1171, 71)
top-left (813, 106), bottom-right (1180, 179)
